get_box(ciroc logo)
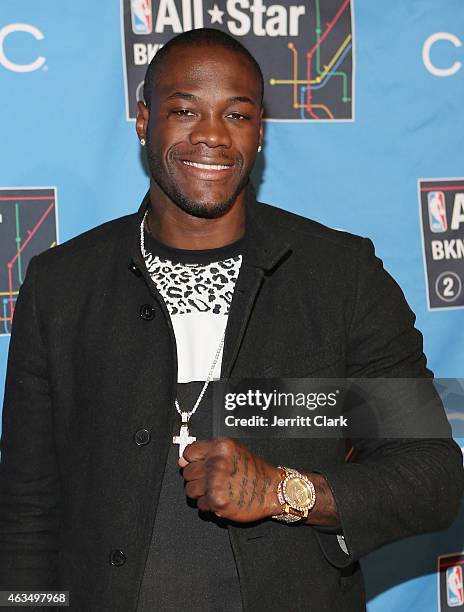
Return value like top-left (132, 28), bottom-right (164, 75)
top-left (0, 23), bottom-right (45, 72)
top-left (423, 32), bottom-right (462, 77)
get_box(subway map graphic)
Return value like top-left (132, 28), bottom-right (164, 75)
top-left (268, 0), bottom-right (353, 120)
top-left (0, 188), bottom-right (58, 336)
top-left (122, 0), bottom-right (354, 121)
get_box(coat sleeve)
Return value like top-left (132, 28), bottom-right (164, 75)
top-left (313, 238), bottom-right (464, 567)
top-left (0, 256), bottom-right (61, 589)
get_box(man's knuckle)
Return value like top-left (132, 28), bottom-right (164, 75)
top-left (182, 464), bottom-right (194, 480)
top-left (215, 437), bottom-right (234, 453)
top-left (215, 456), bottom-right (230, 471)
top-left (185, 482), bottom-right (195, 497)
top-left (214, 493), bottom-right (229, 510)
top-left (197, 496), bottom-right (210, 512)
top-left (206, 455), bottom-right (227, 473)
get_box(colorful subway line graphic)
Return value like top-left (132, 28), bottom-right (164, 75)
top-left (0, 188), bottom-right (58, 335)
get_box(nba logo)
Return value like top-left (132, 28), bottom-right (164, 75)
top-left (131, 0), bottom-right (153, 35)
top-left (447, 566), bottom-right (464, 607)
top-left (428, 191), bottom-right (447, 232)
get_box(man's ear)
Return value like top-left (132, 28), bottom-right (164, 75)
top-left (136, 101), bottom-right (149, 142)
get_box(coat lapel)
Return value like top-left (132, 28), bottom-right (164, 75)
top-left (221, 184), bottom-right (291, 377)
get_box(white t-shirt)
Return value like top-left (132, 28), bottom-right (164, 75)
top-left (143, 235), bottom-right (243, 382)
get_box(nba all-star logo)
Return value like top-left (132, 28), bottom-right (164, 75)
top-left (120, 0), bottom-right (354, 121)
top-left (438, 553), bottom-right (464, 611)
top-left (418, 179), bottom-right (464, 310)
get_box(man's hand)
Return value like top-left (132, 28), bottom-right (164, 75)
top-left (179, 437), bottom-right (340, 526)
top-left (179, 438), bottom-right (281, 522)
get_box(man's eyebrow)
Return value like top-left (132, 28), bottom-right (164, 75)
top-left (164, 92), bottom-right (256, 106)
top-left (165, 91), bottom-right (200, 102)
top-left (227, 95), bottom-right (256, 106)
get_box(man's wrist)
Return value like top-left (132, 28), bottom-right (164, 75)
top-left (266, 466), bottom-right (284, 517)
top-left (301, 472), bottom-right (340, 527)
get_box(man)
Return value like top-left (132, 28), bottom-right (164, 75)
top-left (0, 28), bottom-right (463, 612)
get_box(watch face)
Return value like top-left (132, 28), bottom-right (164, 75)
top-left (286, 478), bottom-right (313, 508)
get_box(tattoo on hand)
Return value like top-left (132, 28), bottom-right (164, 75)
top-left (231, 453), bottom-right (240, 476)
top-left (247, 455), bottom-right (260, 509)
top-left (260, 473), bottom-right (271, 506)
top-left (247, 476), bottom-right (257, 509)
top-left (238, 475), bottom-right (248, 508)
top-left (235, 454), bottom-right (249, 508)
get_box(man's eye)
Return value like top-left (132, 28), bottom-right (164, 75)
top-left (227, 112), bottom-right (248, 120)
top-left (172, 109), bottom-right (195, 117)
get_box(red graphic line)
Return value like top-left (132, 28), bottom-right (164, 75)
top-left (306, 0), bottom-right (350, 117)
top-left (0, 196), bottom-right (55, 201)
top-left (8, 263), bottom-right (13, 325)
top-left (421, 186), bottom-right (464, 192)
top-left (306, 62), bottom-right (319, 118)
top-left (9, 202), bottom-right (55, 267)
top-left (7, 201), bottom-right (55, 320)
top-left (308, 0), bottom-right (351, 58)
top-left (439, 559), bottom-right (464, 569)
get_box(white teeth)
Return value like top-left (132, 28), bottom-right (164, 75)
top-left (182, 160), bottom-right (231, 171)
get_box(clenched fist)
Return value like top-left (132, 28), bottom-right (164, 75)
top-left (179, 437), bottom-right (282, 522)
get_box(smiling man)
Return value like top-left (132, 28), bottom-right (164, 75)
top-left (1, 28), bottom-right (463, 612)
top-left (139, 50), bottom-right (260, 220)
top-left (137, 30), bottom-right (263, 234)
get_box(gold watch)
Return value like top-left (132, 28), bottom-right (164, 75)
top-left (272, 466), bottom-right (316, 523)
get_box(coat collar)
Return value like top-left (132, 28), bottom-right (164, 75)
top-left (129, 182), bottom-right (291, 273)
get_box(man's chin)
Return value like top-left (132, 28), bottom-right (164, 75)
top-left (174, 197), bottom-right (236, 219)
top-left (149, 171), bottom-right (247, 218)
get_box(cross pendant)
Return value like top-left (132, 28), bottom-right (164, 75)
top-left (173, 412), bottom-right (196, 458)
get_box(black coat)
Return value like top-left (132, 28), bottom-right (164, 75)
top-left (1, 186), bottom-right (463, 611)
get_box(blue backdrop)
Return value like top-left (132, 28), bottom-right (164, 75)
top-left (1, 1), bottom-right (463, 610)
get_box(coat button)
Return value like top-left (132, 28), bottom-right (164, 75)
top-left (109, 550), bottom-right (126, 566)
top-left (134, 429), bottom-right (151, 446)
top-left (140, 304), bottom-right (156, 320)
top-left (128, 262), bottom-right (142, 277)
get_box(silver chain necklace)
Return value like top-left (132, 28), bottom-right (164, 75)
top-left (140, 210), bottom-right (225, 457)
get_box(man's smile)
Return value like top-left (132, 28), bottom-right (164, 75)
top-left (182, 160), bottom-right (232, 171)
top-left (176, 157), bottom-right (236, 180)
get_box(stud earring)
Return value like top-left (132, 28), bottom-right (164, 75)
top-left (140, 138), bottom-right (146, 146)
top-left (257, 145), bottom-right (262, 153)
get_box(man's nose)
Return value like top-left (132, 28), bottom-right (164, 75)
top-left (189, 116), bottom-right (232, 148)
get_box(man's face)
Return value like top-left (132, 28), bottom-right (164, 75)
top-left (137, 45), bottom-right (263, 218)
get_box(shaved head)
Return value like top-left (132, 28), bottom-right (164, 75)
top-left (143, 28), bottom-right (264, 110)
